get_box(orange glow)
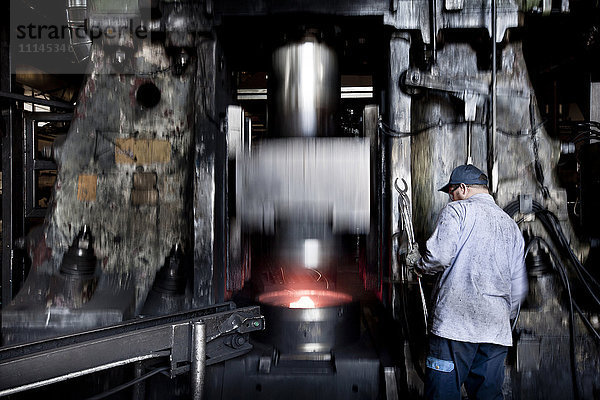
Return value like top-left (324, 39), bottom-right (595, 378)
top-left (289, 296), bottom-right (316, 308)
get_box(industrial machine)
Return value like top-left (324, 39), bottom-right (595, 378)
top-left (1, 0), bottom-right (600, 399)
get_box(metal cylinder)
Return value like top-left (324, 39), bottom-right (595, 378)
top-left (191, 321), bottom-right (206, 400)
top-left (256, 290), bottom-right (360, 353)
top-left (132, 361), bottom-right (146, 400)
top-left (270, 38), bottom-right (339, 137)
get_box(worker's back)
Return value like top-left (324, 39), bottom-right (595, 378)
top-left (424, 193), bottom-right (526, 346)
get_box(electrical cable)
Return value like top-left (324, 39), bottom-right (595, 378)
top-left (539, 206), bottom-right (600, 288)
top-left (379, 119), bottom-right (543, 138)
top-left (511, 236), bottom-right (546, 332)
top-left (531, 203), bottom-right (600, 299)
top-left (526, 236), bottom-right (580, 400)
top-left (84, 365), bottom-right (169, 400)
top-left (562, 120), bottom-right (600, 145)
top-left (511, 302), bottom-right (521, 332)
top-left (378, 121), bottom-right (417, 138)
top-left (573, 301), bottom-right (600, 342)
top-left (379, 120), bottom-right (467, 138)
top-left (506, 202), bottom-right (600, 338)
top-left (504, 199), bottom-right (600, 302)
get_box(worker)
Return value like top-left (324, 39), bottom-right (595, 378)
top-left (405, 164), bottom-right (528, 400)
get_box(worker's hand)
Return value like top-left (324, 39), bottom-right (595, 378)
top-left (405, 244), bottom-right (422, 270)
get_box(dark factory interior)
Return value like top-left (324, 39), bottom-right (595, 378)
top-left (1, 0), bottom-right (600, 399)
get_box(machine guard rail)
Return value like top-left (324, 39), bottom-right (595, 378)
top-left (0, 302), bottom-right (265, 397)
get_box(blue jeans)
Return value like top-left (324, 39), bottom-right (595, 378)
top-left (424, 335), bottom-right (508, 400)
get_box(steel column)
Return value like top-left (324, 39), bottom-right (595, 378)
top-left (194, 38), bottom-right (219, 306)
top-left (1, 7), bottom-right (25, 308)
top-left (1, 0), bottom-right (12, 310)
top-left (489, 0), bottom-right (498, 194)
top-left (387, 32), bottom-right (412, 314)
top-left (191, 321), bottom-right (206, 400)
top-left (132, 361), bottom-right (146, 400)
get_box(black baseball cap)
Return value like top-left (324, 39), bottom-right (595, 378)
top-left (438, 165), bottom-right (488, 192)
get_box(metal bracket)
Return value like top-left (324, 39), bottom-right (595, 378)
top-left (207, 313), bottom-right (265, 341)
top-left (403, 68), bottom-right (490, 95)
top-left (519, 194), bottom-right (533, 215)
top-left (402, 68), bottom-right (530, 123)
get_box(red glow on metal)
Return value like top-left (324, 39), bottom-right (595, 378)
top-left (258, 289), bottom-right (352, 308)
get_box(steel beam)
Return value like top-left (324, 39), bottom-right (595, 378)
top-left (0, 303), bottom-right (264, 396)
top-left (0, 92), bottom-right (74, 110)
top-left (23, 113), bottom-right (71, 218)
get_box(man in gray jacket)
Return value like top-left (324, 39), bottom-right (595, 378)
top-left (407, 164), bottom-right (528, 400)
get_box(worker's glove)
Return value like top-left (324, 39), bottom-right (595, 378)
top-left (405, 244), bottom-right (422, 273)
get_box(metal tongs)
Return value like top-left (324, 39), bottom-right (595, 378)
top-left (395, 178), bottom-right (428, 332)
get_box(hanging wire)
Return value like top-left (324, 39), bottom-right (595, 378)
top-left (379, 119), bottom-right (540, 139)
top-left (85, 365), bottom-right (169, 400)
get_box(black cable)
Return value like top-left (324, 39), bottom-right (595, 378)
top-left (571, 120), bottom-right (600, 128)
top-left (511, 302), bottom-right (521, 331)
top-left (573, 301), bottom-right (600, 342)
top-left (572, 131), bottom-right (600, 143)
top-left (533, 204), bottom-right (600, 299)
top-left (379, 119), bottom-right (542, 138)
top-left (378, 121), bottom-right (416, 138)
top-left (502, 200), bottom-right (520, 218)
top-left (527, 236), bottom-right (580, 400)
top-left (84, 365), bottom-right (169, 400)
top-left (511, 232), bottom-right (547, 332)
top-left (379, 120), bottom-right (471, 138)
top-left (505, 199), bottom-right (600, 305)
top-left (539, 206), bottom-right (599, 288)
top-left (137, 66), bottom-right (172, 76)
top-left (548, 215), bottom-right (600, 289)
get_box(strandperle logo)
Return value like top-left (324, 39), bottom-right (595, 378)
top-left (15, 21), bottom-right (149, 41)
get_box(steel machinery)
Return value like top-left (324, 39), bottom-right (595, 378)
top-left (1, 0), bottom-right (600, 399)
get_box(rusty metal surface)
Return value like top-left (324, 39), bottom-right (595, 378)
top-left (407, 41), bottom-right (586, 260)
top-left (11, 34), bottom-right (199, 322)
top-left (399, 35), bottom-right (597, 400)
top-left (3, 1), bottom-right (599, 397)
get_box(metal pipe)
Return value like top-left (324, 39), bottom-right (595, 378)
top-left (66, 0), bottom-right (91, 62)
top-left (430, 0), bottom-right (437, 63)
top-left (191, 321), bottom-right (206, 400)
top-left (132, 361), bottom-right (146, 400)
top-left (271, 38), bottom-right (339, 137)
top-left (466, 122), bottom-right (473, 165)
top-left (489, 0), bottom-right (498, 194)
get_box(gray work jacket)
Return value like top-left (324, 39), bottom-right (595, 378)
top-left (416, 193), bottom-right (528, 347)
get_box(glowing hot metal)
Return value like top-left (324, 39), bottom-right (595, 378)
top-left (289, 296), bottom-right (316, 308)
